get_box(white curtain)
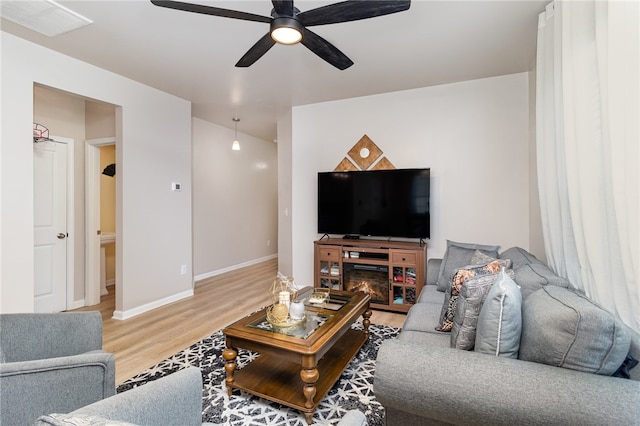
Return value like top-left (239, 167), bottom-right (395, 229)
top-left (536, 0), bottom-right (639, 333)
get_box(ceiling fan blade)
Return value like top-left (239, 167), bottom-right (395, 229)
top-left (301, 28), bottom-right (353, 70)
top-left (150, 0), bottom-right (271, 23)
top-left (271, 0), bottom-right (294, 16)
top-left (235, 33), bottom-right (277, 67)
top-left (298, 0), bottom-right (410, 26)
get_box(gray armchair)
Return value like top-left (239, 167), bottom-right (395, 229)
top-left (0, 312), bottom-right (115, 426)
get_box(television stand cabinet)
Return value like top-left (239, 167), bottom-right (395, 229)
top-left (314, 238), bottom-right (427, 313)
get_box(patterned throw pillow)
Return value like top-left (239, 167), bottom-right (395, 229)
top-left (436, 241), bottom-right (500, 292)
top-left (35, 414), bottom-right (136, 426)
top-left (436, 259), bottom-right (510, 332)
top-left (435, 250), bottom-right (501, 332)
top-left (470, 249), bottom-right (498, 265)
top-left (451, 266), bottom-right (516, 350)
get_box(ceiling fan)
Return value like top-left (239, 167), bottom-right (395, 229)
top-left (150, 0), bottom-right (411, 70)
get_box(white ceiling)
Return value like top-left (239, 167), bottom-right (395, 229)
top-left (1, 0), bottom-right (548, 142)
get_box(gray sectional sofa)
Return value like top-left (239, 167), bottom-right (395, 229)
top-left (374, 244), bottom-right (640, 425)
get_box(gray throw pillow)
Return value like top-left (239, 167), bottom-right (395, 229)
top-left (451, 265), bottom-right (514, 350)
top-left (436, 240), bottom-right (500, 292)
top-left (519, 286), bottom-right (631, 375)
top-left (475, 268), bottom-right (522, 358)
top-left (498, 246), bottom-right (544, 269)
top-left (513, 263), bottom-right (570, 300)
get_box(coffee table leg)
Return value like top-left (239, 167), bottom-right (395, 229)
top-left (362, 308), bottom-right (372, 338)
top-left (300, 367), bottom-right (319, 424)
top-left (222, 346), bottom-right (237, 396)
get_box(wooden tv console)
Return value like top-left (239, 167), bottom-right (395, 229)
top-left (314, 238), bottom-right (427, 313)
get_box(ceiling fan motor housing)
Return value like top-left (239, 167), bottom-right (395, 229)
top-left (270, 9), bottom-right (303, 44)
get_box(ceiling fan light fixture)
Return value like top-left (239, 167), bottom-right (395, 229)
top-left (232, 117), bottom-right (241, 151)
top-left (270, 17), bottom-right (302, 45)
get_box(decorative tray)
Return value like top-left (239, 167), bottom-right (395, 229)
top-left (307, 290), bottom-right (330, 304)
top-left (266, 305), bottom-right (306, 328)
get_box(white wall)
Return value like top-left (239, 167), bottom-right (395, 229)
top-left (1, 32), bottom-right (192, 316)
top-left (277, 111), bottom-right (293, 276)
top-left (192, 118), bottom-right (278, 279)
top-left (285, 73), bottom-right (535, 286)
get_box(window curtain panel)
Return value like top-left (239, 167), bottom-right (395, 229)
top-left (536, 0), bottom-right (639, 332)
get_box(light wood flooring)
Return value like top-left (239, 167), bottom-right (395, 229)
top-left (72, 258), bottom-right (406, 384)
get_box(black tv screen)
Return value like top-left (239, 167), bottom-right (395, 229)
top-left (317, 168), bottom-right (430, 239)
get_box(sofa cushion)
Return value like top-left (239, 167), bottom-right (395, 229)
top-left (436, 240), bottom-right (500, 292)
top-left (398, 330), bottom-right (451, 348)
top-left (474, 268), bottom-right (523, 358)
top-left (451, 266), bottom-right (515, 350)
top-left (416, 283), bottom-right (445, 305)
top-left (499, 246), bottom-right (544, 269)
top-left (519, 286), bottom-right (631, 375)
top-left (36, 413), bottom-right (136, 426)
top-left (404, 303), bottom-right (447, 334)
top-left (514, 263), bottom-right (570, 299)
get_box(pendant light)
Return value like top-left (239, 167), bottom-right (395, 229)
top-left (232, 117), bottom-right (240, 151)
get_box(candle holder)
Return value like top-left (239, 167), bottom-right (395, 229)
top-left (266, 274), bottom-right (305, 327)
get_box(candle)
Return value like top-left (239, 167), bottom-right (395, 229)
top-left (279, 291), bottom-right (290, 308)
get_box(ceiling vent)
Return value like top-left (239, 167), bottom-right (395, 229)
top-left (1, 0), bottom-right (92, 37)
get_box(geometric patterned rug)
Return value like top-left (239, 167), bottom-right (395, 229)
top-left (117, 323), bottom-right (400, 425)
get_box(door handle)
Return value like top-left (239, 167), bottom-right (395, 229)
top-left (57, 233), bottom-right (67, 239)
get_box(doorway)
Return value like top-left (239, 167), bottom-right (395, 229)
top-left (33, 84), bottom-right (118, 312)
top-left (85, 137), bottom-right (116, 307)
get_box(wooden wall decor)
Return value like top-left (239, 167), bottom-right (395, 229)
top-left (335, 157), bottom-right (358, 171)
top-left (334, 134), bottom-right (396, 172)
top-left (371, 157), bottom-right (395, 170)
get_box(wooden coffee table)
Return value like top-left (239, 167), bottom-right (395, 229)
top-left (223, 287), bottom-right (371, 424)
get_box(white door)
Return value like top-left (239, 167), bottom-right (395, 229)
top-left (34, 141), bottom-right (68, 312)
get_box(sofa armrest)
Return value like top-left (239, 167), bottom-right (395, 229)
top-left (72, 367), bottom-right (203, 426)
top-left (0, 351), bottom-right (116, 425)
top-left (426, 258), bottom-right (442, 286)
top-left (0, 312), bottom-right (103, 362)
top-left (374, 339), bottom-right (640, 425)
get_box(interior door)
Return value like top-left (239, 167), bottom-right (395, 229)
top-left (34, 141), bottom-right (67, 312)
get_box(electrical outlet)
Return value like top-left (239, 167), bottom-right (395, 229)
top-left (181, 265), bottom-right (187, 275)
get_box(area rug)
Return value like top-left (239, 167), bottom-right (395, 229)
top-left (117, 322), bottom-right (400, 425)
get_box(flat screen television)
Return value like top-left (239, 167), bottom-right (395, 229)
top-left (317, 168), bottom-right (430, 239)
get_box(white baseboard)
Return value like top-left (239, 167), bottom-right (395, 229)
top-left (106, 279), bottom-right (115, 287)
top-left (194, 254), bottom-right (278, 283)
top-left (111, 289), bottom-right (194, 321)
